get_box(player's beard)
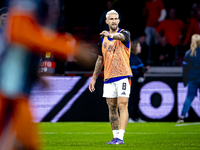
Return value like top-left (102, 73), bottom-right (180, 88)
top-left (110, 24), bottom-right (118, 32)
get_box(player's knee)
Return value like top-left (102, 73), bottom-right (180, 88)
top-left (106, 99), bottom-right (117, 106)
top-left (107, 102), bottom-right (117, 111)
top-left (118, 101), bottom-right (128, 110)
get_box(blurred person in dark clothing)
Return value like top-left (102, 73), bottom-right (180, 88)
top-left (128, 41), bottom-right (149, 122)
top-left (153, 36), bottom-right (175, 66)
top-left (0, 0), bottom-right (95, 149)
top-left (137, 33), bottom-right (149, 66)
top-left (99, 0), bottom-right (121, 32)
top-left (0, 7), bottom-right (8, 32)
top-left (191, 0), bottom-right (200, 19)
top-left (0, 7), bottom-right (8, 60)
top-left (177, 34), bottom-right (200, 123)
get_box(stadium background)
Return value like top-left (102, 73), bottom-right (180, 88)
top-left (29, 67), bottom-right (200, 123)
top-left (0, 0), bottom-right (200, 122)
top-left (0, 0), bottom-right (196, 39)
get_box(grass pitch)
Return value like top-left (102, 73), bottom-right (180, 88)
top-left (39, 122), bottom-right (200, 150)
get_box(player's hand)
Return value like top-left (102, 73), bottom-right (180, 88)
top-left (89, 79), bottom-right (96, 93)
top-left (74, 42), bottom-right (97, 70)
top-left (100, 31), bottom-right (110, 37)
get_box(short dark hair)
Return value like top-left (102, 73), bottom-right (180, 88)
top-left (0, 7), bottom-right (8, 16)
top-left (131, 41), bottom-right (140, 55)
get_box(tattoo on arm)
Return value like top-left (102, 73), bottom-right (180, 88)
top-left (92, 55), bottom-right (103, 80)
top-left (112, 33), bottom-right (125, 41)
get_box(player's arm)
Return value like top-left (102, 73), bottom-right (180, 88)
top-left (109, 32), bottom-right (125, 41)
top-left (92, 55), bottom-right (104, 80)
top-left (6, 9), bottom-right (97, 67)
top-left (100, 31), bottom-right (125, 41)
top-left (89, 37), bottom-right (104, 93)
top-left (6, 7), bottom-right (81, 58)
top-left (89, 55), bottom-right (104, 93)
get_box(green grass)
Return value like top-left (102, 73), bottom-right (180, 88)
top-left (38, 122), bottom-right (200, 150)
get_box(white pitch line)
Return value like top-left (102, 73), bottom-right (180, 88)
top-left (38, 132), bottom-right (107, 135)
top-left (175, 122), bottom-right (200, 126)
top-left (38, 132), bottom-right (200, 135)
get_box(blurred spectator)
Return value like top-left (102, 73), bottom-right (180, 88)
top-left (183, 18), bottom-right (200, 44)
top-left (57, 0), bottom-right (67, 33)
top-left (65, 54), bottom-right (80, 71)
top-left (152, 36), bottom-right (175, 66)
top-left (54, 55), bottom-right (66, 75)
top-left (128, 41), bottom-right (149, 123)
top-left (137, 33), bottom-right (149, 66)
top-left (184, 1), bottom-right (200, 44)
top-left (143, 0), bottom-right (166, 47)
top-left (40, 0), bottom-right (68, 76)
top-left (39, 0), bottom-right (66, 76)
top-left (191, 0), bottom-right (200, 19)
top-left (99, 0), bottom-right (121, 32)
top-left (0, 7), bottom-right (8, 58)
top-left (155, 8), bottom-right (184, 47)
top-left (0, 7), bottom-right (8, 31)
top-left (0, 0), bottom-right (95, 149)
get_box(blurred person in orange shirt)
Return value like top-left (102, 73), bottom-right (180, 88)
top-left (184, 1), bottom-right (200, 44)
top-left (155, 8), bottom-right (184, 47)
top-left (143, 0), bottom-right (166, 47)
top-left (0, 0), bottom-right (95, 149)
top-left (184, 18), bottom-right (200, 44)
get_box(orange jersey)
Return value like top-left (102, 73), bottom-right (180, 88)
top-left (145, 0), bottom-right (165, 28)
top-left (184, 18), bottom-right (200, 44)
top-left (156, 19), bottom-right (184, 46)
top-left (99, 29), bottom-right (132, 82)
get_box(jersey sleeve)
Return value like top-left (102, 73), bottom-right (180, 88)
top-left (98, 36), bottom-right (104, 56)
top-left (121, 30), bottom-right (131, 47)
